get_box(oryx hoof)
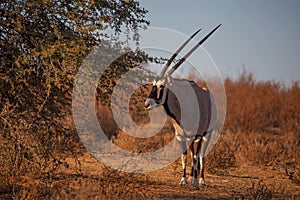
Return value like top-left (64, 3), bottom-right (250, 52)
top-left (192, 178), bottom-right (200, 189)
top-left (188, 176), bottom-right (193, 183)
top-left (179, 177), bottom-right (188, 186)
top-left (200, 178), bottom-right (206, 186)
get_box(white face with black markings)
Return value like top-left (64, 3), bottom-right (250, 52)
top-left (144, 78), bottom-right (167, 110)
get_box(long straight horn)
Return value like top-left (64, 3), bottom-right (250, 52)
top-left (158, 28), bottom-right (202, 77)
top-left (166, 24), bottom-right (222, 76)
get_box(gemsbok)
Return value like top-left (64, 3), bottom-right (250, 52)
top-left (144, 25), bottom-right (221, 189)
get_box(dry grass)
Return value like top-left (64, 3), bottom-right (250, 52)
top-left (1, 72), bottom-right (299, 199)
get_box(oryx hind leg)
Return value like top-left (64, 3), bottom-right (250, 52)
top-left (188, 140), bottom-right (195, 184)
top-left (199, 131), bottom-right (212, 186)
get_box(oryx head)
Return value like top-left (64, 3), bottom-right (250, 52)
top-left (144, 24), bottom-right (222, 110)
top-left (144, 77), bottom-right (167, 110)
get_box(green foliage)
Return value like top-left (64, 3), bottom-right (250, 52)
top-left (96, 50), bottom-right (152, 106)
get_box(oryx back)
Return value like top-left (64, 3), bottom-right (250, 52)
top-left (163, 79), bottom-right (217, 138)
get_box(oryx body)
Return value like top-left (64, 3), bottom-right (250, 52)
top-left (144, 25), bottom-right (221, 189)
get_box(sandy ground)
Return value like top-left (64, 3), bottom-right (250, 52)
top-left (50, 153), bottom-right (300, 200)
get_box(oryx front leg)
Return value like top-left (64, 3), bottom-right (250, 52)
top-left (191, 137), bottom-right (202, 189)
top-left (177, 136), bottom-right (188, 186)
top-left (179, 151), bottom-right (188, 186)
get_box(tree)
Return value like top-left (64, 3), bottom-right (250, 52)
top-left (0, 0), bottom-right (149, 195)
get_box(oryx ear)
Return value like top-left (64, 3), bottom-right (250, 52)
top-left (165, 74), bottom-right (174, 86)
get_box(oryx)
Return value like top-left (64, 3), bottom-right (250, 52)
top-left (144, 25), bottom-right (220, 189)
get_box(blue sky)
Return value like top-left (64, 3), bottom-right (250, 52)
top-left (139, 0), bottom-right (300, 84)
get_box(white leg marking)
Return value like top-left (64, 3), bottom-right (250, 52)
top-left (199, 132), bottom-right (212, 186)
top-left (199, 154), bottom-right (206, 186)
top-left (181, 154), bottom-right (187, 170)
top-left (179, 154), bottom-right (188, 186)
top-left (192, 155), bottom-right (200, 189)
top-left (189, 151), bottom-right (194, 184)
top-left (179, 177), bottom-right (188, 186)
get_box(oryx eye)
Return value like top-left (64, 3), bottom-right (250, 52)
top-left (148, 86), bottom-right (157, 99)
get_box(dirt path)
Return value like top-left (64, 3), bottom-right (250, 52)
top-left (142, 163), bottom-right (299, 199)
top-left (64, 153), bottom-right (300, 199)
